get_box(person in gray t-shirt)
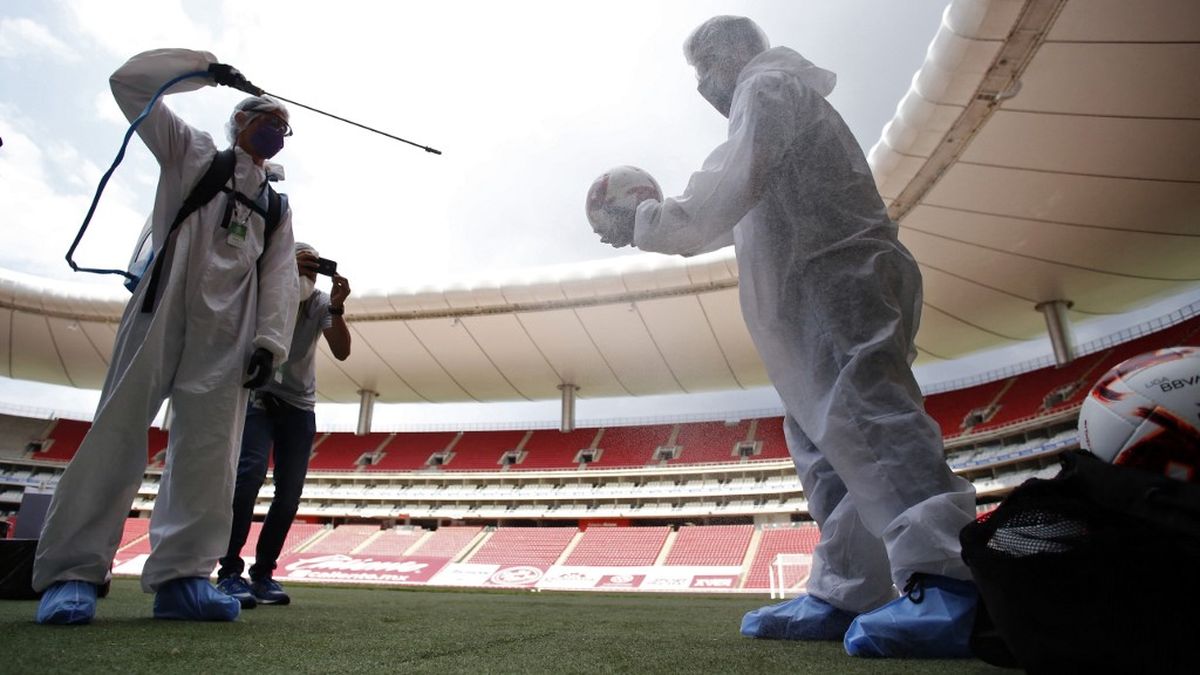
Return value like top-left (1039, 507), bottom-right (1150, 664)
top-left (217, 242), bottom-right (351, 607)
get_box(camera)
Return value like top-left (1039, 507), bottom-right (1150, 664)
top-left (316, 257), bottom-right (338, 277)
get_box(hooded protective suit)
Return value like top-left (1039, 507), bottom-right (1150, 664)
top-left (34, 48), bottom-right (298, 594)
top-left (634, 44), bottom-right (976, 612)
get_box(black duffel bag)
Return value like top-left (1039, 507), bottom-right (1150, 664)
top-left (961, 450), bottom-right (1200, 674)
top-left (0, 539), bottom-right (38, 600)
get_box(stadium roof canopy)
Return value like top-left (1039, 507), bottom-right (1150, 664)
top-left (1, 0), bottom-right (1198, 406)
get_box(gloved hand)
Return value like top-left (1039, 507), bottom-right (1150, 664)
top-left (243, 347), bottom-right (274, 389)
top-left (601, 210), bottom-right (634, 248)
top-left (208, 63), bottom-right (264, 96)
top-left (593, 204), bottom-right (644, 249)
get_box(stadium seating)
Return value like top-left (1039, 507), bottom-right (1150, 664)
top-left (406, 526), bottom-right (482, 559)
top-left (751, 418), bottom-right (790, 460)
top-left (12, 315), bottom-right (1196, 478)
top-left (467, 526), bottom-right (577, 566)
top-left (8, 417), bottom-right (180, 467)
top-left (670, 421), bottom-right (753, 464)
top-left (511, 429), bottom-right (599, 470)
top-left (228, 521), bottom-right (324, 559)
top-left (366, 432), bottom-right (456, 472)
top-left (564, 525), bottom-right (670, 566)
top-left (300, 524), bottom-right (381, 554)
top-left (6, 316), bottom-right (1188, 596)
top-left (35, 419), bottom-right (90, 462)
top-left (589, 425), bottom-right (673, 468)
top-left (965, 348), bottom-right (1117, 433)
top-left (147, 427), bottom-right (169, 466)
top-left (441, 431), bottom-right (527, 471)
top-left (924, 380), bottom-right (1009, 437)
top-left (743, 525), bottom-right (820, 589)
top-left (663, 524), bottom-right (753, 566)
top-left (308, 432), bottom-right (392, 471)
top-left (4, 317), bottom-right (1195, 574)
top-left (354, 527), bottom-right (427, 556)
top-left (117, 517), bottom-right (152, 554)
top-left (276, 522), bottom-right (324, 556)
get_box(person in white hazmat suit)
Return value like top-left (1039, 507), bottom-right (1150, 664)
top-left (33, 49), bottom-right (299, 624)
top-left (609, 17), bottom-right (980, 658)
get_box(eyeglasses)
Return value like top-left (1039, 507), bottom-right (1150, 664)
top-left (260, 114), bottom-right (293, 137)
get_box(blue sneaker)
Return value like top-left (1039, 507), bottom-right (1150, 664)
top-left (741, 594), bottom-right (858, 640)
top-left (36, 580), bottom-right (98, 625)
top-left (844, 574), bottom-right (978, 658)
top-left (216, 576), bottom-right (258, 609)
top-left (153, 577), bottom-right (240, 621)
top-left (250, 577), bottom-right (290, 606)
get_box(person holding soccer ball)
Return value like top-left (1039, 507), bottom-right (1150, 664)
top-left (593, 16), bottom-right (979, 658)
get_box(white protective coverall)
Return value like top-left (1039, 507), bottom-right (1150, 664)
top-left (634, 47), bottom-right (976, 613)
top-left (33, 49), bottom-right (298, 593)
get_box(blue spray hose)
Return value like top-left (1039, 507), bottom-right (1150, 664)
top-left (64, 70), bottom-right (209, 280)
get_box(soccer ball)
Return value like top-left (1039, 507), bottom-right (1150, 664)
top-left (585, 166), bottom-right (662, 247)
top-left (1077, 346), bottom-right (1200, 483)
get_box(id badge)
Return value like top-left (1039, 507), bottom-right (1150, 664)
top-left (227, 218), bottom-right (248, 248)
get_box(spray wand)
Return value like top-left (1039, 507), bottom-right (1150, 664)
top-left (68, 63), bottom-right (441, 281)
top-left (211, 64), bottom-right (441, 154)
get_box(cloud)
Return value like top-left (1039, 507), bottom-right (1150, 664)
top-left (93, 89), bottom-right (126, 125)
top-left (0, 17), bottom-right (80, 61)
top-left (0, 104), bottom-right (147, 283)
top-left (65, 0), bottom-right (212, 56)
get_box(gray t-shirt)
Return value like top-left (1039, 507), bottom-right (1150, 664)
top-left (261, 290), bottom-right (333, 410)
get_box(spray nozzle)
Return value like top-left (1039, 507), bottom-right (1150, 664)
top-left (208, 63), bottom-right (263, 96)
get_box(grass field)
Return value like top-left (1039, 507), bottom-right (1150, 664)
top-left (1, 579), bottom-right (1008, 674)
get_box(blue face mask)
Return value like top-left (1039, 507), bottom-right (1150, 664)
top-left (248, 124), bottom-right (286, 160)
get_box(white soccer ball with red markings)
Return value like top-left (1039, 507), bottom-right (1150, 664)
top-left (585, 165), bottom-right (662, 247)
top-left (1078, 346), bottom-right (1200, 483)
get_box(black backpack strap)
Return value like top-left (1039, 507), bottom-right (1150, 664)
top-left (222, 182), bottom-right (282, 233)
top-left (267, 186), bottom-right (282, 235)
top-left (257, 187), bottom-right (286, 266)
top-left (140, 149), bottom-right (236, 313)
top-left (265, 186), bottom-right (284, 242)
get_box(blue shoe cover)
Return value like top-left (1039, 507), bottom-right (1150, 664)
top-left (844, 574), bottom-right (977, 658)
top-left (36, 580), bottom-right (97, 625)
top-left (741, 594), bottom-right (857, 640)
top-left (153, 577), bottom-right (240, 621)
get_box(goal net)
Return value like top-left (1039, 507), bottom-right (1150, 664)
top-left (769, 553), bottom-right (812, 599)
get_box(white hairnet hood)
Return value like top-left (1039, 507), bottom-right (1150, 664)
top-left (739, 47), bottom-right (837, 99)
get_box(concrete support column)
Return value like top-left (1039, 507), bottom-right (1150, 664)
top-left (356, 389), bottom-right (378, 436)
top-left (1036, 299), bottom-right (1075, 367)
top-left (558, 384), bottom-right (578, 433)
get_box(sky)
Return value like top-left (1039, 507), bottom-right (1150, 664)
top-left (1, 0), bottom-right (949, 287)
top-left (10, 0), bottom-right (1192, 431)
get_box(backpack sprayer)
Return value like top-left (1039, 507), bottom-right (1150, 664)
top-left (66, 63), bottom-right (441, 284)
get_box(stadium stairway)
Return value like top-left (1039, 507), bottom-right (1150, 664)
top-left (353, 527), bottom-right (428, 556)
top-left (291, 526), bottom-right (334, 553)
top-left (737, 528), bottom-right (765, 589)
top-left (653, 529), bottom-right (679, 565)
top-left (551, 529), bottom-right (586, 566)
